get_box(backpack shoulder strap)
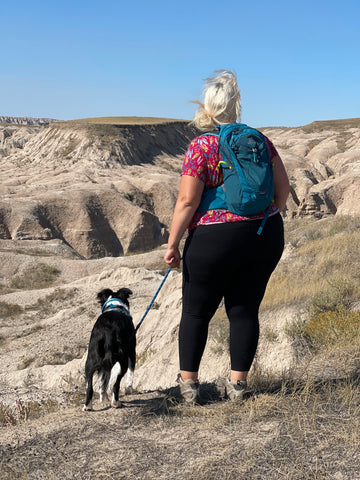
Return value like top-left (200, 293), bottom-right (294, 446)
top-left (200, 130), bottom-right (219, 137)
top-left (217, 122), bottom-right (249, 135)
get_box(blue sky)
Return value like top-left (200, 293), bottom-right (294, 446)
top-left (1, 0), bottom-right (359, 127)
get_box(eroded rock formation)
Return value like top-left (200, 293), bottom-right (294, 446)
top-left (0, 118), bottom-right (197, 258)
top-left (0, 116), bottom-right (359, 258)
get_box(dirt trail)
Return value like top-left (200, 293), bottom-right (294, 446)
top-left (0, 387), bottom-right (282, 480)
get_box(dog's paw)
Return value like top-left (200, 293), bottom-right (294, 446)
top-left (82, 404), bottom-right (93, 412)
top-left (111, 400), bottom-right (122, 409)
top-left (124, 386), bottom-right (133, 395)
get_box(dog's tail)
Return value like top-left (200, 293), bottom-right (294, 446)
top-left (98, 354), bottom-right (122, 393)
top-left (98, 362), bottom-right (121, 392)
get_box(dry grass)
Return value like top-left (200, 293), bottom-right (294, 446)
top-left (2, 301), bottom-right (359, 479)
top-left (21, 324), bottom-right (44, 337)
top-left (1, 373), bottom-right (359, 479)
top-left (0, 284), bottom-right (13, 294)
top-left (300, 117), bottom-right (360, 132)
top-left (305, 308), bottom-right (360, 349)
top-left (0, 398), bottom-right (59, 427)
top-left (0, 247), bottom-right (53, 257)
top-left (10, 263), bottom-right (61, 290)
top-left (136, 347), bottom-right (157, 367)
top-left (17, 356), bottom-right (36, 370)
top-left (26, 287), bottom-right (79, 316)
top-left (45, 347), bottom-right (86, 366)
top-left (0, 301), bottom-right (23, 319)
top-left (262, 216), bottom-right (360, 309)
top-left (60, 116), bottom-right (188, 125)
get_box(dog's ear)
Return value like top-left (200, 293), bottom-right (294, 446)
top-left (116, 288), bottom-right (133, 307)
top-left (97, 289), bottom-right (114, 306)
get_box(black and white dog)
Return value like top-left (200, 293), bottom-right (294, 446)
top-left (83, 287), bottom-right (136, 411)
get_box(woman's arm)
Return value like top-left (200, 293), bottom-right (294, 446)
top-left (164, 175), bottom-right (204, 268)
top-left (272, 154), bottom-right (290, 212)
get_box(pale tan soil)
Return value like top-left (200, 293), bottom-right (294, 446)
top-left (0, 237), bottom-right (309, 480)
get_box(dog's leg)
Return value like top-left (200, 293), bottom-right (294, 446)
top-left (125, 357), bottom-right (135, 395)
top-left (83, 370), bottom-right (94, 412)
top-left (111, 358), bottom-right (127, 408)
top-left (111, 374), bottom-right (122, 408)
top-left (98, 371), bottom-right (110, 404)
top-left (125, 335), bottom-right (136, 395)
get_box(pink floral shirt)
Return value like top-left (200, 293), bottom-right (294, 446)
top-left (181, 133), bottom-right (279, 230)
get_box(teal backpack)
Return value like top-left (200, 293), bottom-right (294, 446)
top-left (197, 123), bottom-right (274, 235)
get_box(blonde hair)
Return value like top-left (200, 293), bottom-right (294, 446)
top-left (192, 70), bottom-right (241, 131)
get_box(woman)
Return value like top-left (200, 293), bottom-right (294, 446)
top-left (164, 70), bottom-right (290, 404)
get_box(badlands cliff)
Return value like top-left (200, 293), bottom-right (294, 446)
top-left (0, 116), bottom-right (56, 126)
top-left (0, 116), bottom-right (359, 258)
top-left (0, 117), bottom-right (197, 258)
top-left (261, 118), bottom-right (360, 219)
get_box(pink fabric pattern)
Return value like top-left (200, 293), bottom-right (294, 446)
top-left (181, 133), bottom-right (279, 230)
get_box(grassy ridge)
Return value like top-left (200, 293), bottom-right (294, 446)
top-left (301, 117), bottom-right (360, 131)
top-left (61, 116), bottom-right (360, 128)
top-left (60, 116), bottom-right (189, 125)
top-left (262, 216), bottom-right (360, 309)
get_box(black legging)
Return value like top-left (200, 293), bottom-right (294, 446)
top-left (179, 213), bottom-right (284, 372)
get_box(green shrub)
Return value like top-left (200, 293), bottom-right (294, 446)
top-left (23, 324), bottom-right (44, 337)
top-left (307, 277), bottom-right (355, 315)
top-left (18, 357), bottom-right (36, 370)
top-left (0, 284), bottom-right (13, 294)
top-left (0, 301), bottom-right (23, 318)
top-left (262, 326), bottom-right (278, 342)
top-left (10, 263), bottom-right (61, 290)
top-left (26, 287), bottom-right (78, 314)
top-left (304, 309), bottom-right (360, 349)
top-left (136, 348), bottom-right (156, 367)
top-left (284, 317), bottom-right (307, 341)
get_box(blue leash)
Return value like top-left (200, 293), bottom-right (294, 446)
top-left (135, 266), bottom-right (173, 332)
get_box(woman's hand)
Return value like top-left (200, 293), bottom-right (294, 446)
top-left (164, 246), bottom-right (181, 268)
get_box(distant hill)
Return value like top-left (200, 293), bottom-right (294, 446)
top-left (64, 116), bottom-right (189, 125)
top-left (0, 117), bottom-right (198, 258)
top-left (0, 116), bottom-right (57, 126)
top-left (0, 116), bottom-right (359, 258)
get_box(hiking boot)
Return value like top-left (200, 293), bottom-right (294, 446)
top-left (225, 378), bottom-right (247, 402)
top-left (177, 374), bottom-right (200, 405)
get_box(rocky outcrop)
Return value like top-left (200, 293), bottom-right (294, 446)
top-left (0, 118), bottom-right (198, 258)
top-left (261, 118), bottom-right (360, 218)
top-left (0, 116), bottom-right (359, 258)
top-left (0, 116), bottom-right (57, 125)
top-left (0, 119), bottom-right (197, 168)
top-left (1, 191), bottom-right (166, 258)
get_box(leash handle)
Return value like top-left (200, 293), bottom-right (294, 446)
top-left (135, 266), bottom-right (172, 332)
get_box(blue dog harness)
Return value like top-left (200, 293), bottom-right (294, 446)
top-left (101, 297), bottom-right (131, 316)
